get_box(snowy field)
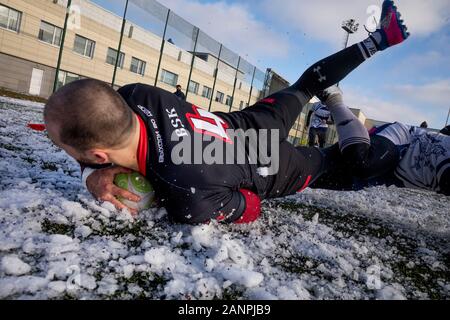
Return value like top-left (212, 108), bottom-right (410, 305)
top-left (0, 97), bottom-right (449, 300)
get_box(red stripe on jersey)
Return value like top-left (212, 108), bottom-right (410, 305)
top-left (28, 124), bottom-right (46, 131)
top-left (136, 115), bottom-right (148, 177)
top-left (216, 214), bottom-right (226, 222)
top-left (234, 189), bottom-right (261, 224)
top-left (297, 175), bottom-right (312, 193)
top-left (259, 98), bottom-right (276, 105)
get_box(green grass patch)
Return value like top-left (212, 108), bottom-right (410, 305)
top-left (0, 87), bottom-right (47, 103)
top-left (41, 218), bottom-right (75, 236)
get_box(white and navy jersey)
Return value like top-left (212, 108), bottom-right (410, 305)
top-left (310, 102), bottom-right (331, 129)
top-left (375, 122), bottom-right (450, 193)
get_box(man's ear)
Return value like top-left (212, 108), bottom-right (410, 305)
top-left (87, 149), bottom-right (111, 164)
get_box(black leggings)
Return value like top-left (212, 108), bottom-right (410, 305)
top-left (310, 136), bottom-right (401, 191)
top-left (310, 137), bottom-right (450, 196)
top-left (309, 127), bottom-right (328, 148)
top-left (218, 43), bottom-right (368, 197)
top-left (222, 44), bottom-right (366, 141)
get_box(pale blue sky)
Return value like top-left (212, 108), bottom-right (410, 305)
top-left (93, 0), bottom-right (450, 129)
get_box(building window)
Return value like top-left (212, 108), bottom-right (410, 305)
top-left (215, 91), bottom-right (224, 104)
top-left (188, 80), bottom-right (199, 95)
top-left (130, 57), bottom-right (146, 76)
top-left (0, 4), bottom-right (22, 32)
top-left (38, 21), bottom-right (62, 46)
top-left (239, 101), bottom-right (244, 110)
top-left (160, 69), bottom-right (178, 87)
top-left (225, 95), bottom-right (233, 107)
top-left (73, 34), bottom-right (95, 58)
top-left (57, 71), bottom-right (82, 89)
top-left (106, 47), bottom-right (125, 68)
top-left (202, 86), bottom-right (212, 99)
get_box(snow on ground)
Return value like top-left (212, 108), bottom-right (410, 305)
top-left (0, 99), bottom-right (449, 300)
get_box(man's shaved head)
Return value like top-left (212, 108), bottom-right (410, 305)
top-left (44, 79), bottom-right (134, 152)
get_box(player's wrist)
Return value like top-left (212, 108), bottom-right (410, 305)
top-left (81, 167), bottom-right (97, 190)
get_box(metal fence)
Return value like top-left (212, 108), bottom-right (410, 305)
top-left (52, 0), bottom-right (266, 110)
top-left (0, 0), bottom-right (312, 145)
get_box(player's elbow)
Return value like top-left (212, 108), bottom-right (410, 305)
top-left (233, 189), bottom-right (262, 224)
top-left (342, 143), bottom-right (371, 177)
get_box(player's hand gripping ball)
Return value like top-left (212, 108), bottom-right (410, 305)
top-left (114, 172), bottom-right (155, 210)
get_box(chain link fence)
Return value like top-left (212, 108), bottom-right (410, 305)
top-left (0, 0), bottom-right (315, 145)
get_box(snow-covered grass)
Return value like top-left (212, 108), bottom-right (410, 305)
top-left (0, 99), bottom-right (449, 300)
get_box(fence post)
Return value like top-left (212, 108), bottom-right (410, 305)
top-left (228, 56), bottom-right (241, 112)
top-left (262, 68), bottom-right (271, 98)
top-left (185, 27), bottom-right (199, 100)
top-left (247, 66), bottom-right (256, 107)
top-left (52, 0), bottom-right (72, 93)
top-left (295, 117), bottom-right (302, 145)
top-left (208, 44), bottom-right (222, 112)
top-left (154, 9), bottom-right (171, 87)
top-left (301, 124), bottom-right (308, 146)
top-left (111, 0), bottom-right (129, 88)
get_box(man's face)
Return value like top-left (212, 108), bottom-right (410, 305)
top-left (46, 121), bottom-right (98, 165)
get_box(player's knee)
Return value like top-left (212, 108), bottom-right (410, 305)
top-left (291, 75), bottom-right (315, 99)
top-left (342, 143), bottom-right (370, 176)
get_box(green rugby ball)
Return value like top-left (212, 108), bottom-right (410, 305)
top-left (114, 172), bottom-right (155, 210)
